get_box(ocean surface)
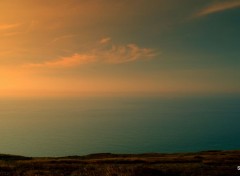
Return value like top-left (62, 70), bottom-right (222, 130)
top-left (0, 95), bottom-right (239, 157)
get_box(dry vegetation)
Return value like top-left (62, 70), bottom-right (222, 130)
top-left (0, 150), bottom-right (240, 176)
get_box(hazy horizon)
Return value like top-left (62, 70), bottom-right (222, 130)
top-left (1, 96), bottom-right (239, 157)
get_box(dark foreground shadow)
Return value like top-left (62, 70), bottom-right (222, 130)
top-left (0, 150), bottom-right (239, 176)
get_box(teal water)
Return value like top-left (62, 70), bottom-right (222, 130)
top-left (0, 96), bottom-right (239, 157)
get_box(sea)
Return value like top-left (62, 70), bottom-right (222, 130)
top-left (0, 95), bottom-right (239, 157)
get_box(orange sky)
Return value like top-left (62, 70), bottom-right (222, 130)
top-left (0, 0), bottom-right (239, 97)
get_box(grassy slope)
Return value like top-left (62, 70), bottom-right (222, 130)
top-left (0, 150), bottom-right (240, 176)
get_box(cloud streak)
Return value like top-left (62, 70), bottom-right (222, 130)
top-left (24, 38), bottom-right (157, 68)
top-left (0, 23), bottom-right (21, 30)
top-left (103, 43), bottom-right (156, 64)
top-left (48, 34), bottom-right (76, 45)
top-left (195, 0), bottom-right (240, 17)
top-left (25, 54), bottom-right (96, 68)
top-left (99, 37), bottom-right (111, 44)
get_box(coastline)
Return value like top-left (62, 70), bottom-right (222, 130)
top-left (0, 150), bottom-right (239, 175)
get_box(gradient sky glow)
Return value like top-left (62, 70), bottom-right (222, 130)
top-left (0, 0), bottom-right (239, 97)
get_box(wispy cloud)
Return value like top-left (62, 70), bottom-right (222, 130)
top-left (48, 34), bottom-right (76, 45)
top-left (24, 37), bottom-right (157, 68)
top-left (102, 43), bottom-right (156, 64)
top-left (99, 37), bottom-right (111, 44)
top-left (25, 54), bottom-right (96, 68)
top-left (195, 0), bottom-right (240, 17)
top-left (0, 23), bottom-right (21, 30)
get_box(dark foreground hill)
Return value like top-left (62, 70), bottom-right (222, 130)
top-left (0, 150), bottom-right (240, 176)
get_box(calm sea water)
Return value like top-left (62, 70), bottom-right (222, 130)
top-left (0, 95), bottom-right (239, 157)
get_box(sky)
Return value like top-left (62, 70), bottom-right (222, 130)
top-left (0, 0), bottom-right (239, 97)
